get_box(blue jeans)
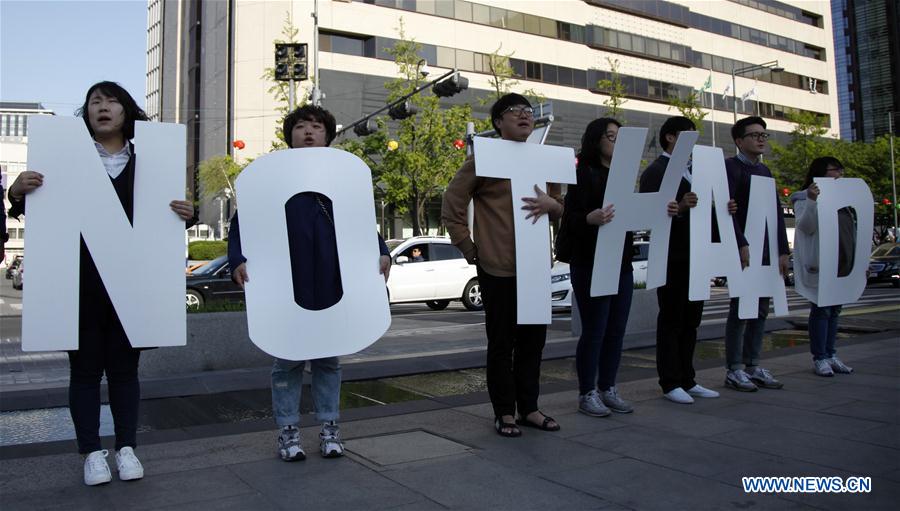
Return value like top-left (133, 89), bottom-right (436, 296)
top-left (271, 357), bottom-right (341, 427)
top-left (571, 265), bottom-right (634, 395)
top-left (724, 297), bottom-right (769, 371)
top-left (809, 304), bottom-right (842, 361)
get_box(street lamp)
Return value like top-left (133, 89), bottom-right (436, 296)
top-left (731, 60), bottom-right (784, 123)
top-left (889, 112), bottom-right (898, 233)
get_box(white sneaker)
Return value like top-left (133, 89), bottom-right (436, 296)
top-left (829, 357), bottom-right (853, 374)
top-left (686, 384), bottom-right (720, 398)
top-left (115, 446), bottom-right (144, 481)
top-left (663, 388), bottom-right (694, 404)
top-left (83, 449), bottom-right (112, 486)
top-left (814, 359), bottom-right (834, 377)
top-left (320, 422), bottom-right (344, 458)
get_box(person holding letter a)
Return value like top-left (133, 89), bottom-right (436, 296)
top-left (441, 93), bottom-right (563, 437)
top-left (565, 118), bottom-right (637, 416)
top-left (791, 157), bottom-right (856, 377)
top-left (639, 117), bottom-right (723, 404)
top-left (723, 116), bottom-right (790, 392)
top-left (228, 105), bottom-right (391, 461)
top-left (6, 82), bottom-right (196, 486)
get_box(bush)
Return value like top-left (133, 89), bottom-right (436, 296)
top-left (189, 240), bottom-right (228, 260)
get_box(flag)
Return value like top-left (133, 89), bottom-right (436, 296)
top-left (740, 80), bottom-right (758, 108)
top-left (700, 72), bottom-right (712, 92)
top-left (721, 83), bottom-right (731, 100)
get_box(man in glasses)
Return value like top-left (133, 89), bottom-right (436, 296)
top-left (442, 93), bottom-right (563, 437)
top-left (723, 116), bottom-right (790, 392)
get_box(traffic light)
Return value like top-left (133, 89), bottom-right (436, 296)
top-left (432, 72), bottom-right (469, 97)
top-left (353, 119), bottom-right (378, 137)
top-left (274, 43), bottom-right (308, 81)
top-left (388, 101), bottom-right (418, 120)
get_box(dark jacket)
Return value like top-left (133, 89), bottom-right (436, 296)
top-left (638, 155), bottom-right (691, 271)
top-left (725, 155), bottom-right (790, 262)
top-left (227, 192), bottom-right (389, 311)
top-left (565, 163), bottom-right (633, 272)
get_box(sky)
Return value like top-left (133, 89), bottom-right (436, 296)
top-left (0, 0), bottom-right (148, 116)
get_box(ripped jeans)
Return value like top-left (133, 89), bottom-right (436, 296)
top-left (271, 357), bottom-right (341, 427)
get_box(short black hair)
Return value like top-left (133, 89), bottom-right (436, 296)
top-left (77, 81), bottom-right (148, 141)
top-left (577, 117), bottom-right (621, 170)
top-left (490, 93), bottom-right (531, 135)
top-left (282, 105), bottom-right (337, 147)
top-left (802, 156), bottom-right (843, 189)
top-left (658, 116), bottom-right (696, 152)
top-left (731, 116), bottom-right (766, 141)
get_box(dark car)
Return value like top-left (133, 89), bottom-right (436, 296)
top-left (186, 255), bottom-right (245, 309)
top-left (5, 255), bottom-right (22, 279)
top-left (868, 243), bottom-right (900, 288)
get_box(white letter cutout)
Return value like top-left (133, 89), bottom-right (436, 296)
top-left (813, 177), bottom-right (874, 306)
top-left (23, 116), bottom-right (186, 351)
top-left (235, 147), bottom-right (390, 360)
top-left (734, 175), bottom-right (788, 319)
top-left (473, 137), bottom-right (576, 324)
top-left (689, 146), bottom-right (744, 302)
top-left (592, 128), bottom-right (697, 296)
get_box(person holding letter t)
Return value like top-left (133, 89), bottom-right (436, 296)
top-left (565, 118), bottom-right (637, 415)
top-left (791, 157), bottom-right (856, 377)
top-left (723, 117), bottom-right (790, 392)
top-left (6, 82), bottom-right (196, 485)
top-left (228, 105), bottom-right (391, 461)
top-left (639, 117), bottom-right (723, 404)
top-left (441, 94), bottom-right (563, 437)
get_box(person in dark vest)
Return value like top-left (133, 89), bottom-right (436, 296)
top-left (7, 81), bottom-right (196, 485)
top-left (227, 104), bottom-right (391, 462)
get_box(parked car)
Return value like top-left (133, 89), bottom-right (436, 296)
top-left (11, 259), bottom-right (23, 290)
top-left (386, 236), bottom-right (482, 311)
top-left (551, 241), bottom-right (651, 310)
top-left (868, 242), bottom-right (900, 288)
top-left (186, 255), bottom-right (244, 309)
top-left (5, 255), bottom-right (22, 279)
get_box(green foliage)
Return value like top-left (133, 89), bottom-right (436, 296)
top-left (188, 240), bottom-right (228, 260)
top-left (338, 20), bottom-right (472, 235)
top-left (261, 12), bottom-right (309, 151)
top-left (198, 155), bottom-right (243, 201)
top-left (668, 90), bottom-right (708, 136)
top-left (597, 58), bottom-right (627, 122)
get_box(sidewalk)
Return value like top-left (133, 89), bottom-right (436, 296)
top-left (1, 330), bottom-right (897, 510)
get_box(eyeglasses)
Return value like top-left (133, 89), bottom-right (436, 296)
top-left (825, 166), bottom-right (844, 174)
top-left (741, 132), bottom-right (770, 141)
top-left (502, 106), bottom-right (534, 118)
top-left (604, 131), bottom-right (617, 142)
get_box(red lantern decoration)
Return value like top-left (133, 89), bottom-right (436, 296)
top-left (232, 140), bottom-right (246, 150)
top-left (782, 187), bottom-right (790, 197)
top-left (453, 138), bottom-right (465, 150)
top-left (883, 198), bottom-right (892, 206)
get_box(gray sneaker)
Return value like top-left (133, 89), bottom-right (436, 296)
top-left (829, 357), bottom-right (853, 374)
top-left (725, 369), bottom-right (758, 392)
top-left (278, 425), bottom-right (306, 461)
top-left (578, 390), bottom-right (611, 417)
top-left (320, 421), bottom-right (344, 458)
top-left (815, 359), bottom-right (835, 377)
top-left (601, 387), bottom-right (633, 413)
top-left (746, 366), bottom-right (783, 389)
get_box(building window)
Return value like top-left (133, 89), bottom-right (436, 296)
top-left (526, 61), bottom-right (542, 80)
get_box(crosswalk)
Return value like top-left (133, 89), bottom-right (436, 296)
top-left (701, 288), bottom-right (899, 322)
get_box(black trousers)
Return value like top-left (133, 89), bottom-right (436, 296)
top-left (478, 267), bottom-right (547, 418)
top-left (68, 308), bottom-right (141, 454)
top-left (655, 269), bottom-right (704, 393)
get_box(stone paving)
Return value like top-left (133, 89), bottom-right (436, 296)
top-left (0, 330), bottom-right (897, 510)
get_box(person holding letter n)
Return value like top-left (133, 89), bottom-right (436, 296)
top-left (227, 105), bottom-right (391, 461)
top-left (7, 82), bottom-right (196, 486)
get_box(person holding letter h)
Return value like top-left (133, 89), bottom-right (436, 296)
top-left (723, 116), bottom-right (790, 392)
top-left (7, 82), bottom-right (196, 485)
top-left (442, 94), bottom-right (564, 437)
top-left (227, 105), bottom-right (391, 461)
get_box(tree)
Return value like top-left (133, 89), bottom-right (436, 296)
top-left (596, 57), bottom-right (627, 121)
top-left (481, 45), bottom-right (545, 123)
top-left (339, 21), bottom-right (472, 236)
top-left (198, 155), bottom-right (243, 202)
top-left (261, 12), bottom-right (310, 151)
top-left (668, 90), bottom-right (708, 136)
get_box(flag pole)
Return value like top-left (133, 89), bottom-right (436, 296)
top-left (710, 68), bottom-right (716, 147)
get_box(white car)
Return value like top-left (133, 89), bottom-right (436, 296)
top-left (550, 241), bottom-right (650, 309)
top-left (386, 236), bottom-right (482, 311)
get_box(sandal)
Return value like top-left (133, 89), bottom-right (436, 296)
top-left (516, 412), bottom-right (560, 432)
top-left (494, 417), bottom-right (522, 437)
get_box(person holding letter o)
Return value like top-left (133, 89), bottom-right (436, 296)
top-left (7, 82), bottom-right (197, 486)
top-left (564, 118), bottom-right (637, 416)
top-left (227, 105), bottom-right (391, 462)
top-left (791, 157), bottom-right (855, 377)
top-left (441, 93), bottom-right (564, 437)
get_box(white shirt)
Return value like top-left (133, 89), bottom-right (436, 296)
top-left (94, 141), bottom-right (131, 179)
